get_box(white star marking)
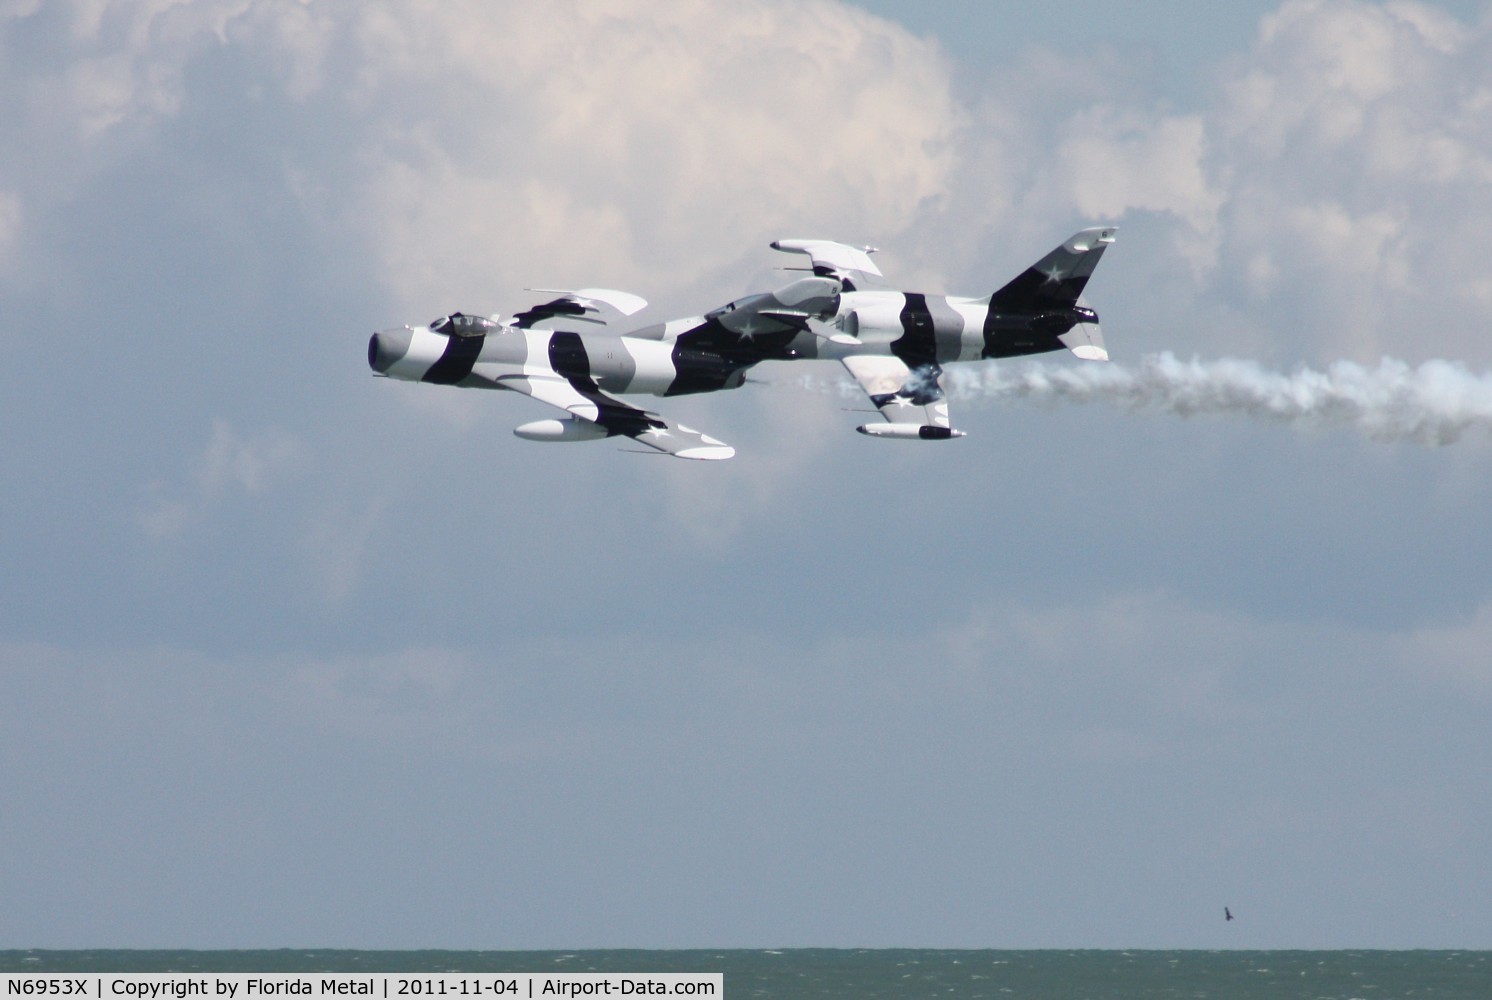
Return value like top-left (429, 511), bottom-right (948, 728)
top-left (1042, 265), bottom-right (1064, 285)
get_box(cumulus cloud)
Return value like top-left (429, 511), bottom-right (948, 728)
top-left (0, 0), bottom-right (971, 524)
top-left (330, 1), bottom-right (962, 311)
top-left (1401, 599), bottom-right (1492, 695)
top-left (298, 493), bottom-right (388, 607)
top-left (1208, 0), bottom-right (1492, 361)
top-left (5, 0), bottom-right (951, 314)
top-left (933, 0), bottom-right (1492, 365)
top-left (12, 0), bottom-right (252, 137)
top-left (13, 0), bottom-right (1492, 356)
top-left (0, 188), bottom-right (20, 275)
top-left (139, 419), bottom-right (306, 538)
top-left (196, 418), bottom-right (304, 497)
top-left (6, 0), bottom-right (1492, 572)
top-left (1052, 108), bottom-right (1221, 254)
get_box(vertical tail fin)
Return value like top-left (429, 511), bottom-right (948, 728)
top-left (989, 227), bottom-right (1117, 311)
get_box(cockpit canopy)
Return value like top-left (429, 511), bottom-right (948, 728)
top-left (429, 312), bottom-right (498, 338)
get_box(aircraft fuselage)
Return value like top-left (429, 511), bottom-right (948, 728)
top-left (369, 323), bottom-right (750, 397)
top-left (371, 290), bottom-right (1100, 397)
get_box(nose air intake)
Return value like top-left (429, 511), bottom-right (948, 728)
top-left (368, 329), bottom-right (413, 373)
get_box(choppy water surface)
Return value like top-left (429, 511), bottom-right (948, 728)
top-left (3, 949), bottom-right (1487, 999)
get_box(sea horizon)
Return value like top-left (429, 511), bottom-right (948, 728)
top-left (5, 948), bottom-right (1489, 998)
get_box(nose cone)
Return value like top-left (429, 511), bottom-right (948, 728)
top-left (368, 328), bottom-right (413, 373)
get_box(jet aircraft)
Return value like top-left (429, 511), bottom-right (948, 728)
top-left (367, 227), bottom-right (1117, 459)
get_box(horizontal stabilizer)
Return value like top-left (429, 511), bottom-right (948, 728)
top-left (1058, 306), bottom-right (1108, 361)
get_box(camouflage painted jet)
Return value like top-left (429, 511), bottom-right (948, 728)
top-left (367, 227), bottom-right (1116, 460)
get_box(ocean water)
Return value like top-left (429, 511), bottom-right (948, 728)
top-left (1, 950), bottom-right (1487, 999)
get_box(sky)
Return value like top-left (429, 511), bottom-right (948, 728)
top-left (3, 0), bottom-right (1492, 950)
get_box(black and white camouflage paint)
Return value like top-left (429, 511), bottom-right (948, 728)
top-left (368, 228), bottom-right (1116, 458)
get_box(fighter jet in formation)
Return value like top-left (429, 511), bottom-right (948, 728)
top-left (367, 227), bottom-right (1117, 459)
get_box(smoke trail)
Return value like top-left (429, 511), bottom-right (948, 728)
top-left (945, 353), bottom-right (1492, 446)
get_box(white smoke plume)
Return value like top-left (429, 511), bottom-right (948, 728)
top-left (945, 354), bottom-right (1492, 446)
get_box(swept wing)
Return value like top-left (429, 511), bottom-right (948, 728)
top-left (841, 355), bottom-right (964, 440)
top-left (489, 370), bottom-right (734, 460)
